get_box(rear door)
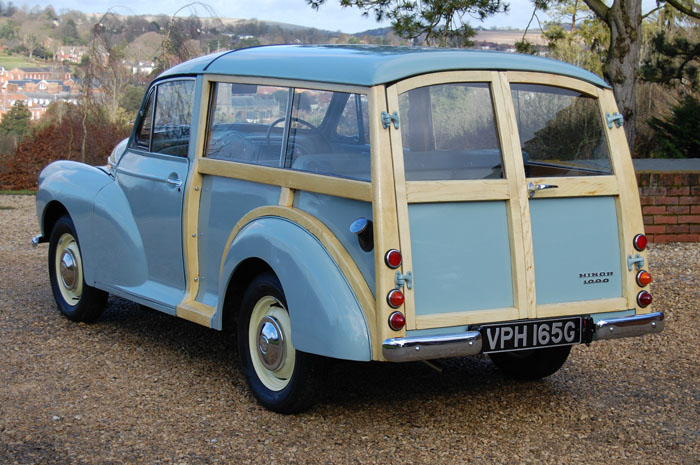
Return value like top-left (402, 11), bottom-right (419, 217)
top-left (505, 73), bottom-right (630, 318)
top-left (386, 72), bottom-right (638, 331)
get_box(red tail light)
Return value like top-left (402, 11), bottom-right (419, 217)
top-left (637, 290), bottom-right (652, 308)
top-left (385, 249), bottom-right (402, 268)
top-left (388, 311), bottom-right (406, 331)
top-left (633, 234), bottom-right (647, 251)
top-left (636, 270), bottom-right (652, 287)
top-left (387, 289), bottom-right (404, 308)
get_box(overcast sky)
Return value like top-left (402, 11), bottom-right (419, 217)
top-left (22, 0), bottom-right (659, 34)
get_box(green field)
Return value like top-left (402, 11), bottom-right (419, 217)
top-left (0, 52), bottom-right (50, 70)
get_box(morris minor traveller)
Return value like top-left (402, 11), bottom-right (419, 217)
top-left (34, 45), bottom-right (665, 413)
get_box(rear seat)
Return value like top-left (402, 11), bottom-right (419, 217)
top-left (404, 149), bottom-right (503, 180)
top-left (291, 152), bottom-right (371, 180)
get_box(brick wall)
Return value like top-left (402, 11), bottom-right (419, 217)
top-left (636, 172), bottom-right (700, 243)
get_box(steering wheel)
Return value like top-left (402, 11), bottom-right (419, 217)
top-left (265, 117), bottom-right (317, 145)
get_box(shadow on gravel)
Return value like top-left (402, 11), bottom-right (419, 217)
top-left (89, 296), bottom-right (566, 413)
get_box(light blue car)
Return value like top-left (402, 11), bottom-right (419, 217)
top-left (33, 45), bottom-right (664, 413)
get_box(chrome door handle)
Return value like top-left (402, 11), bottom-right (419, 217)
top-left (528, 182), bottom-right (558, 198)
top-left (166, 177), bottom-right (183, 188)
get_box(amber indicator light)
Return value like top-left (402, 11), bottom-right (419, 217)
top-left (633, 234), bottom-right (647, 251)
top-left (388, 311), bottom-right (406, 331)
top-left (637, 290), bottom-right (652, 308)
top-left (636, 270), bottom-right (652, 287)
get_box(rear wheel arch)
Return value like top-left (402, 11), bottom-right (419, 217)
top-left (221, 258), bottom-right (275, 332)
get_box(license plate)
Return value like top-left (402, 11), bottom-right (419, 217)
top-left (479, 317), bottom-right (582, 354)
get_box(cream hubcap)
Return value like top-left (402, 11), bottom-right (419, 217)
top-left (248, 296), bottom-right (295, 391)
top-left (55, 233), bottom-right (83, 304)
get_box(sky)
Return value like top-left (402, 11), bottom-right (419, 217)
top-left (22, 0), bottom-right (660, 34)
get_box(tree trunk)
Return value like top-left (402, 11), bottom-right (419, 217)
top-left (601, 0), bottom-right (642, 151)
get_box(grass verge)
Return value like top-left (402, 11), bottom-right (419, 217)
top-left (0, 189), bottom-right (36, 195)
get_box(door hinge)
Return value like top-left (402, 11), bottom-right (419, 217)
top-left (395, 270), bottom-right (413, 290)
top-left (627, 254), bottom-right (645, 271)
top-left (606, 112), bottom-right (624, 129)
top-left (381, 111), bottom-right (399, 129)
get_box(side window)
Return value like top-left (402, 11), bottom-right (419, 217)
top-left (134, 90), bottom-right (154, 149)
top-left (151, 80), bottom-right (195, 157)
top-left (337, 94), bottom-right (369, 144)
top-left (204, 82), bottom-right (290, 166)
top-left (398, 83), bottom-right (503, 181)
top-left (510, 84), bottom-right (611, 176)
top-left (287, 89), bottom-right (370, 181)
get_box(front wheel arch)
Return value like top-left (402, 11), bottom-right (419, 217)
top-left (41, 201), bottom-right (69, 241)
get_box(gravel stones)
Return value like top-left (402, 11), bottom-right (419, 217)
top-left (1, 195), bottom-right (698, 464)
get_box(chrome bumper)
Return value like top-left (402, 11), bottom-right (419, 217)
top-left (382, 331), bottom-right (482, 362)
top-left (593, 311), bottom-right (665, 341)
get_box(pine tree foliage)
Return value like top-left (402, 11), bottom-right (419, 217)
top-left (647, 94), bottom-right (700, 158)
top-left (307, 0), bottom-right (508, 46)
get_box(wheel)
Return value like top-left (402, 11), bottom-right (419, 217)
top-left (488, 345), bottom-right (572, 381)
top-left (48, 215), bottom-right (107, 322)
top-left (237, 272), bottom-right (321, 413)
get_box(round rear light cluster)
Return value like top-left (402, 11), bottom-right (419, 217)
top-left (385, 249), bottom-right (402, 269)
top-left (637, 290), bottom-right (653, 308)
top-left (633, 234), bottom-right (647, 251)
top-left (387, 289), bottom-right (404, 308)
top-left (388, 311), bottom-right (406, 331)
top-left (636, 270), bottom-right (652, 287)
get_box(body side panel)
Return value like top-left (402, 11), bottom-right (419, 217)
top-left (293, 192), bottom-right (375, 296)
top-left (196, 176), bottom-right (281, 307)
top-left (219, 217), bottom-right (372, 361)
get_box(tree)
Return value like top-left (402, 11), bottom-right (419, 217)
top-left (1, 101), bottom-right (31, 137)
top-left (640, 7), bottom-right (700, 92)
top-left (528, 0), bottom-right (700, 149)
top-left (307, 0), bottom-right (509, 47)
top-left (60, 18), bottom-right (82, 45)
top-left (647, 94), bottom-right (700, 157)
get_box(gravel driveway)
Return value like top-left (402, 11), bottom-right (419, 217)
top-left (1, 195), bottom-right (698, 464)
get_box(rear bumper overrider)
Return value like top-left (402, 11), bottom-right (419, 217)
top-left (593, 311), bottom-right (664, 341)
top-left (382, 331), bottom-right (482, 362)
top-left (381, 311), bottom-right (665, 362)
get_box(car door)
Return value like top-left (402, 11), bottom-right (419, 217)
top-left (505, 73), bottom-right (632, 318)
top-left (110, 78), bottom-right (195, 308)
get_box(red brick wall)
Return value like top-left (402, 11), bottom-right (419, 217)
top-left (636, 172), bottom-right (700, 243)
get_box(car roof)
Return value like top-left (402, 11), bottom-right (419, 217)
top-left (158, 44), bottom-right (610, 89)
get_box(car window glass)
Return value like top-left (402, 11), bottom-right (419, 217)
top-left (287, 89), bottom-right (370, 181)
top-left (135, 91), bottom-right (154, 149)
top-left (151, 80), bottom-right (195, 157)
top-left (398, 83), bottom-right (503, 181)
top-left (337, 94), bottom-right (369, 144)
top-left (511, 84), bottom-right (612, 176)
top-left (204, 82), bottom-right (290, 166)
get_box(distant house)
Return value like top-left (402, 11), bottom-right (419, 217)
top-left (5, 66), bottom-right (72, 82)
top-left (129, 60), bottom-right (155, 75)
top-left (56, 46), bottom-right (88, 64)
top-left (0, 66), bottom-right (78, 121)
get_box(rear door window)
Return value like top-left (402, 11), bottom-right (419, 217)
top-left (510, 84), bottom-right (612, 176)
top-left (398, 82), bottom-right (503, 181)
